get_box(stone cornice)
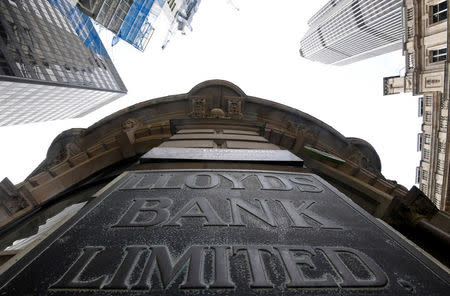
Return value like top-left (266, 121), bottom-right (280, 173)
top-left (0, 80), bottom-right (394, 230)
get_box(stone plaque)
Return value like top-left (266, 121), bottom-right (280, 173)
top-left (0, 170), bottom-right (449, 295)
top-left (141, 147), bottom-right (304, 165)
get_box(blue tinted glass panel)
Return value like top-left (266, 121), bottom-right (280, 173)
top-left (47, 0), bottom-right (110, 58)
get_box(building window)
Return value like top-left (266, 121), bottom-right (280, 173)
top-left (425, 111), bottom-right (432, 123)
top-left (435, 182), bottom-right (442, 194)
top-left (437, 159), bottom-right (444, 174)
top-left (418, 96), bottom-right (424, 116)
top-left (425, 95), bottom-right (432, 107)
top-left (417, 133), bottom-right (423, 151)
top-left (424, 134), bottom-right (431, 144)
top-left (435, 198), bottom-right (441, 208)
top-left (438, 141), bottom-right (445, 152)
top-left (415, 167), bottom-right (420, 184)
top-left (423, 148), bottom-right (431, 160)
top-left (440, 116), bottom-right (448, 128)
top-left (421, 183), bottom-right (428, 194)
top-left (431, 48), bottom-right (447, 63)
top-left (167, 0), bottom-right (176, 11)
top-left (422, 169), bottom-right (429, 181)
top-left (408, 53), bottom-right (415, 68)
top-left (431, 1), bottom-right (447, 24)
top-left (407, 26), bottom-right (414, 39)
top-left (407, 8), bottom-right (414, 21)
top-left (440, 94), bottom-right (448, 109)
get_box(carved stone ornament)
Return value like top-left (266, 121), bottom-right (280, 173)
top-left (426, 78), bottom-right (441, 87)
top-left (121, 118), bottom-right (140, 131)
top-left (210, 108), bottom-right (226, 118)
top-left (190, 97), bottom-right (207, 118)
top-left (227, 98), bottom-right (243, 119)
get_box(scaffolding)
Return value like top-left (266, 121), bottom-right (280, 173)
top-left (114, 0), bottom-right (165, 51)
top-left (162, 0), bottom-right (201, 49)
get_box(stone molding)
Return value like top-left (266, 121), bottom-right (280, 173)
top-left (0, 80), bottom-right (402, 230)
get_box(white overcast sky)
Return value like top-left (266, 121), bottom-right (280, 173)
top-left (0, 0), bottom-right (421, 189)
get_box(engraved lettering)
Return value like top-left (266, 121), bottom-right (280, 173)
top-left (236, 246), bottom-right (274, 288)
top-left (277, 200), bottom-right (341, 229)
top-left (119, 175), bottom-right (148, 190)
top-left (51, 244), bottom-right (388, 291)
top-left (276, 246), bottom-right (336, 287)
top-left (113, 198), bottom-right (172, 227)
top-left (167, 197), bottom-right (226, 226)
top-left (229, 198), bottom-right (276, 227)
top-left (186, 173), bottom-right (220, 189)
top-left (151, 173), bottom-right (182, 189)
top-left (320, 247), bottom-right (388, 287)
top-left (51, 246), bottom-right (107, 289)
top-left (210, 246), bottom-right (235, 288)
top-left (103, 246), bottom-right (147, 289)
top-left (256, 174), bottom-right (293, 191)
top-left (218, 173), bottom-right (252, 189)
top-left (134, 246), bottom-right (206, 289)
top-left (289, 177), bottom-right (323, 193)
top-left (119, 172), bottom-right (325, 192)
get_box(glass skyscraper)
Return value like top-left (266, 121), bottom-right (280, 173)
top-left (299, 0), bottom-right (403, 66)
top-left (0, 0), bottom-right (127, 126)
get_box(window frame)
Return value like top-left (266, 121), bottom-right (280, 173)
top-left (430, 48), bottom-right (447, 63)
top-left (429, 1), bottom-right (448, 24)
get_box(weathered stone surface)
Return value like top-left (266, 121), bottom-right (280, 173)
top-left (0, 170), bottom-right (448, 295)
top-left (169, 133), bottom-right (269, 142)
top-left (160, 140), bottom-right (217, 148)
top-left (225, 141), bottom-right (280, 150)
top-left (178, 129), bottom-right (215, 134)
top-left (223, 129), bottom-right (259, 135)
top-left (141, 148), bottom-right (303, 165)
top-left (0, 80), bottom-right (390, 232)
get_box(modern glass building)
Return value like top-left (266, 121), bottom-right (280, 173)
top-left (0, 0), bottom-right (127, 126)
top-left (299, 0), bottom-right (404, 65)
top-left (77, 0), bottom-right (166, 51)
top-left (76, 0), bottom-right (201, 51)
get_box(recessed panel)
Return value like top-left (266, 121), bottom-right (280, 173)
top-left (0, 170), bottom-right (448, 295)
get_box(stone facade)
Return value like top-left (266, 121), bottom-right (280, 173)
top-left (0, 80), bottom-right (449, 283)
top-left (383, 0), bottom-right (450, 212)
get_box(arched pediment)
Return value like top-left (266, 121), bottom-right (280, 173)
top-left (188, 79), bottom-right (246, 97)
top-left (1, 80), bottom-right (397, 232)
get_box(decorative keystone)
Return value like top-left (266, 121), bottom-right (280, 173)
top-left (382, 186), bottom-right (439, 227)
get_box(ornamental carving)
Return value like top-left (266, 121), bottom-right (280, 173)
top-left (210, 108), bottom-right (226, 118)
top-left (425, 76), bottom-right (441, 88)
top-left (0, 178), bottom-right (30, 221)
top-left (190, 97), bottom-right (206, 118)
top-left (121, 118), bottom-right (140, 131)
top-left (227, 98), bottom-right (243, 119)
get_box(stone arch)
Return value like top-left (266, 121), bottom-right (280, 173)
top-left (188, 79), bottom-right (247, 97)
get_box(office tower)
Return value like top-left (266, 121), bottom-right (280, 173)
top-left (0, 80), bottom-right (449, 294)
top-left (162, 0), bottom-right (201, 32)
top-left (299, 0), bottom-right (404, 65)
top-left (76, 0), bottom-right (201, 51)
top-left (0, 0), bottom-right (127, 126)
top-left (383, 0), bottom-right (449, 212)
top-left (161, 0), bottom-right (201, 48)
top-left (76, 0), bottom-right (166, 51)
